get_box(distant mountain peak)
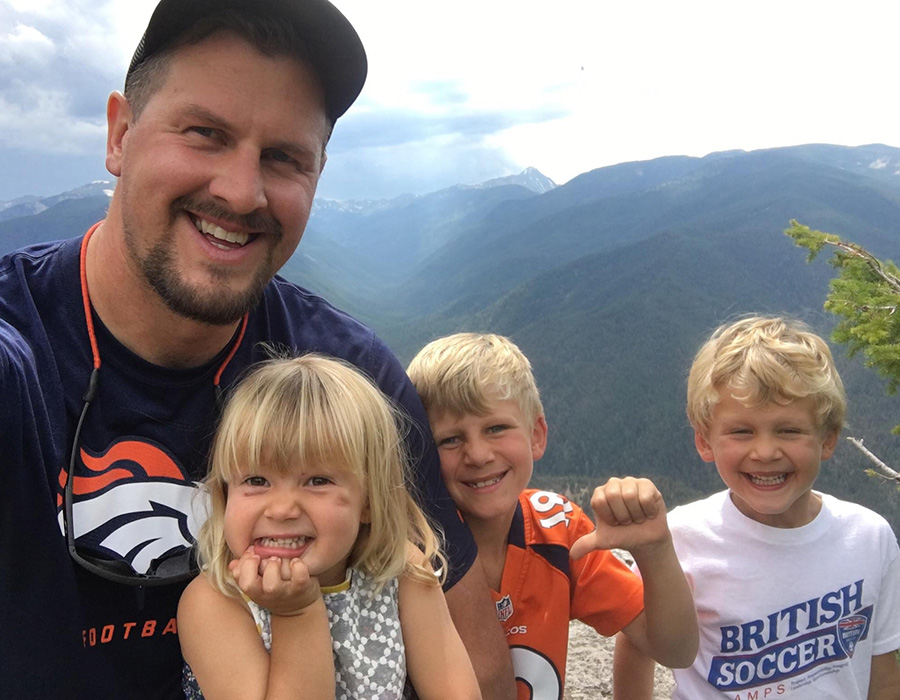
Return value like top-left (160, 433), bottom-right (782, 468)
top-left (472, 168), bottom-right (557, 194)
top-left (0, 180), bottom-right (114, 222)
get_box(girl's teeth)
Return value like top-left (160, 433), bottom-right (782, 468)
top-left (260, 537), bottom-right (307, 547)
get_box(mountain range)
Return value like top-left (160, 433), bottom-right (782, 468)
top-left (3, 145), bottom-right (899, 531)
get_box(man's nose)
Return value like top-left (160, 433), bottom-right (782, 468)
top-left (208, 145), bottom-right (267, 215)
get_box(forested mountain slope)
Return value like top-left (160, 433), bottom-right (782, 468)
top-left (4, 146), bottom-right (899, 529)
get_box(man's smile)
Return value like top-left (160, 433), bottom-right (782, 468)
top-left (191, 214), bottom-right (252, 248)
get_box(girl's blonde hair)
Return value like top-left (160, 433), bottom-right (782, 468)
top-left (687, 316), bottom-right (846, 435)
top-left (197, 353), bottom-right (445, 597)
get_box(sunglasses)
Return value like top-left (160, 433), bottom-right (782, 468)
top-left (63, 227), bottom-right (246, 587)
top-left (63, 367), bottom-right (200, 587)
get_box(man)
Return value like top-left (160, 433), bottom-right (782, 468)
top-left (0, 1), bottom-right (513, 697)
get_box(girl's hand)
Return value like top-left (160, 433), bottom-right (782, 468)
top-left (228, 546), bottom-right (322, 617)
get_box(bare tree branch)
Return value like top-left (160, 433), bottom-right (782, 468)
top-left (846, 437), bottom-right (900, 482)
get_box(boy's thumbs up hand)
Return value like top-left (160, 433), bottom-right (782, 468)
top-left (570, 477), bottom-right (671, 560)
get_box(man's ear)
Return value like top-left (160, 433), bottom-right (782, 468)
top-left (694, 429), bottom-right (716, 463)
top-left (105, 91), bottom-right (133, 177)
top-left (531, 415), bottom-right (548, 461)
top-left (820, 429), bottom-right (840, 461)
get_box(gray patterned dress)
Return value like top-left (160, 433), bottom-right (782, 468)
top-left (183, 568), bottom-right (411, 699)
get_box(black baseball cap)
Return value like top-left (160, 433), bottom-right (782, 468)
top-left (127, 0), bottom-right (367, 123)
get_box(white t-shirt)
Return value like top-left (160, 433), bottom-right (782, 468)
top-left (656, 490), bottom-right (900, 700)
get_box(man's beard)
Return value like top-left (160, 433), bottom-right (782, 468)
top-left (125, 195), bottom-right (284, 326)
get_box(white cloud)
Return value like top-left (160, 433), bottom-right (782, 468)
top-left (0, 91), bottom-right (105, 154)
top-left (334, 0), bottom-right (900, 185)
top-left (0, 23), bottom-right (54, 66)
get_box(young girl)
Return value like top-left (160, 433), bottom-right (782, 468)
top-left (178, 354), bottom-right (481, 700)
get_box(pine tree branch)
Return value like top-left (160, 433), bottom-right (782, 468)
top-left (825, 240), bottom-right (900, 294)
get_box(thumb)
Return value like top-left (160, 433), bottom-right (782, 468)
top-left (569, 531), bottom-right (600, 561)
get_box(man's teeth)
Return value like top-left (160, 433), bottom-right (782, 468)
top-left (193, 217), bottom-right (249, 246)
top-left (259, 537), bottom-right (308, 547)
top-left (748, 473), bottom-right (787, 486)
top-left (469, 475), bottom-right (503, 489)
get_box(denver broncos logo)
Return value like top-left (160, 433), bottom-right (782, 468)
top-left (57, 438), bottom-right (208, 575)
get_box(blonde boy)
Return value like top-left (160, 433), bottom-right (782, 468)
top-left (408, 332), bottom-right (698, 699)
top-left (614, 316), bottom-right (900, 699)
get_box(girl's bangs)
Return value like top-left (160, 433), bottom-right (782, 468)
top-left (215, 380), bottom-right (366, 482)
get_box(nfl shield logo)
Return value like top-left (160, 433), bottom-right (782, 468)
top-left (496, 595), bottom-right (514, 623)
top-left (838, 615), bottom-right (867, 657)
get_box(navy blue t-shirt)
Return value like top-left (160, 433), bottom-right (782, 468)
top-left (0, 234), bottom-right (475, 699)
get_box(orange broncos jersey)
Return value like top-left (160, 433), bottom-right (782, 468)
top-left (493, 489), bottom-right (645, 700)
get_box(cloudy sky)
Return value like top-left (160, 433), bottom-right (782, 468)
top-left (1, 0), bottom-right (898, 202)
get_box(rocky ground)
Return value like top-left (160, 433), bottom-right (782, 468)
top-left (562, 549), bottom-right (676, 699)
top-left (563, 620), bottom-right (675, 699)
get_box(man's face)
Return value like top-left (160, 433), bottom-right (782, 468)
top-left (108, 32), bottom-right (329, 325)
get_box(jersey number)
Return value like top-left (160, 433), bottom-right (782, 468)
top-left (511, 646), bottom-right (562, 700)
top-left (529, 491), bottom-right (573, 529)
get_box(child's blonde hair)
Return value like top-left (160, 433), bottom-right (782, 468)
top-left (407, 332), bottom-right (543, 424)
top-left (687, 316), bottom-right (846, 435)
top-left (198, 353), bottom-right (444, 597)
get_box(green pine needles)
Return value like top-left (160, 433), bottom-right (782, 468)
top-left (787, 221), bottom-right (900, 421)
top-left (787, 220), bottom-right (900, 487)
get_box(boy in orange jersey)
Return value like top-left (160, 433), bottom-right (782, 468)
top-left (407, 332), bottom-right (698, 699)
